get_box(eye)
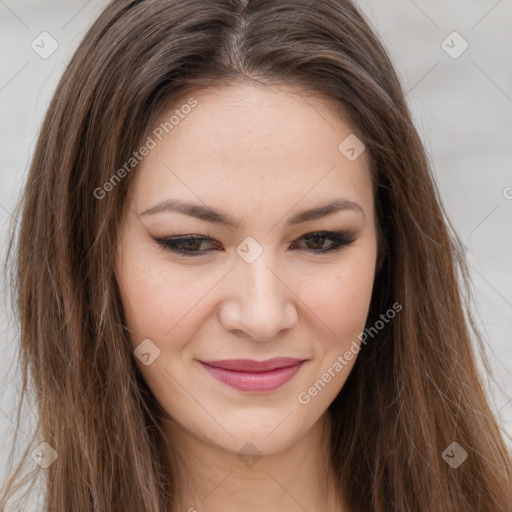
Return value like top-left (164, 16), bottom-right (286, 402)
top-left (154, 235), bottom-right (219, 257)
top-left (154, 230), bottom-right (357, 257)
top-left (290, 230), bottom-right (357, 254)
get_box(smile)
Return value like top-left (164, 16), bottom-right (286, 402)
top-left (198, 358), bottom-right (306, 392)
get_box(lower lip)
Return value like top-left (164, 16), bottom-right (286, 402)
top-left (199, 362), bottom-right (304, 392)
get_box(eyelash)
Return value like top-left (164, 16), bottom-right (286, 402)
top-left (154, 230), bottom-right (357, 257)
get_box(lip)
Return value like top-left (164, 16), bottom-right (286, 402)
top-left (199, 357), bottom-right (307, 392)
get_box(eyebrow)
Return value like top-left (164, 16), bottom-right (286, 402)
top-left (140, 198), bottom-right (365, 227)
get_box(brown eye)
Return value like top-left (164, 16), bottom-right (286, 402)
top-left (154, 230), bottom-right (357, 258)
top-left (154, 236), bottom-right (219, 257)
top-left (291, 231), bottom-right (357, 254)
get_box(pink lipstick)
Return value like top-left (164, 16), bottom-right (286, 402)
top-left (199, 357), bottom-right (306, 392)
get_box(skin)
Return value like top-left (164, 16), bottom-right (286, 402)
top-left (115, 82), bottom-right (378, 512)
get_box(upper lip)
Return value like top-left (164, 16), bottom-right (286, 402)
top-left (199, 357), bottom-right (306, 372)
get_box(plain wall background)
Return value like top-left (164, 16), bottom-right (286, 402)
top-left (1, 0), bottom-right (511, 507)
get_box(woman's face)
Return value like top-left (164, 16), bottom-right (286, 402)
top-left (115, 82), bottom-right (378, 456)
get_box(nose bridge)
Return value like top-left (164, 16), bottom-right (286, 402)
top-left (237, 246), bottom-right (280, 301)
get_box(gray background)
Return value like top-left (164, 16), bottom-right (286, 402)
top-left (1, 0), bottom-right (511, 507)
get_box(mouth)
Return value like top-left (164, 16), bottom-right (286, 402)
top-left (198, 357), bottom-right (307, 392)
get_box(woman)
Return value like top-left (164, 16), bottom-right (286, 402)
top-left (2, 0), bottom-right (511, 510)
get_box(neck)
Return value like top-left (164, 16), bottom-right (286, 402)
top-left (162, 411), bottom-right (344, 512)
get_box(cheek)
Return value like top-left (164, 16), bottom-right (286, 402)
top-left (296, 254), bottom-right (376, 349)
top-left (118, 235), bottom-right (376, 354)
top-left (117, 251), bottom-right (218, 348)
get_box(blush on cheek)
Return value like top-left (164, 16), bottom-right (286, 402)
top-left (119, 255), bottom-right (191, 329)
top-left (124, 274), bottom-right (219, 358)
top-left (297, 268), bottom-right (374, 341)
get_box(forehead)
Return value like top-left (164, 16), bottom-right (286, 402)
top-left (130, 83), bottom-right (373, 220)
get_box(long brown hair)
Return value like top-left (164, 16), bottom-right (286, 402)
top-left (2, 0), bottom-right (511, 510)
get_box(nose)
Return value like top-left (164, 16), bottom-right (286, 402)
top-left (218, 251), bottom-right (298, 342)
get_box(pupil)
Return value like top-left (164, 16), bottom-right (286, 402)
top-left (308, 235), bottom-right (324, 249)
top-left (186, 239), bottom-right (201, 250)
